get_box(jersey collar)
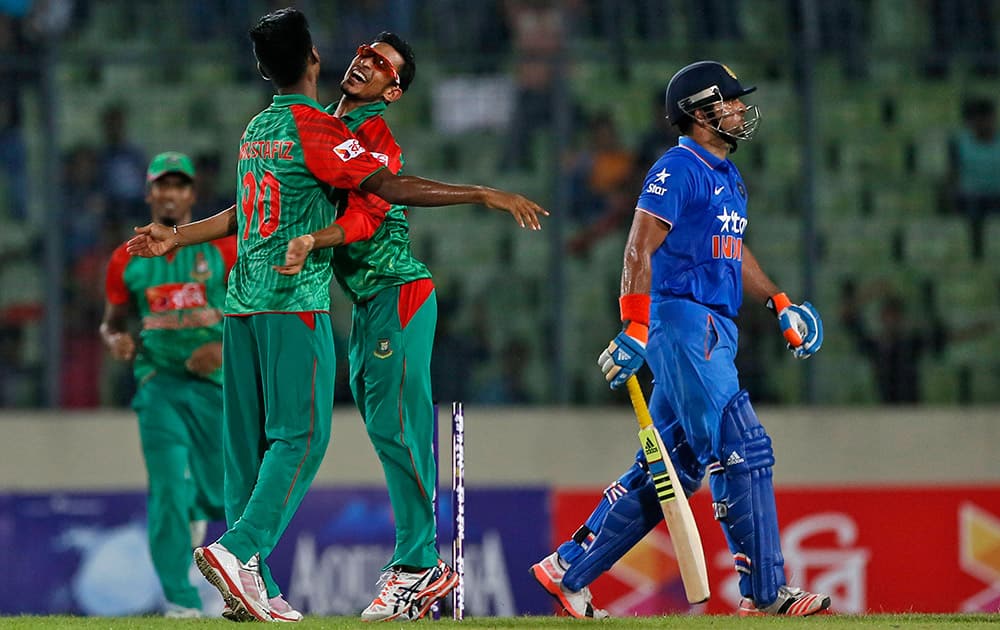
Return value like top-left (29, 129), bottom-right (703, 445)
top-left (336, 101), bottom-right (388, 132)
top-left (271, 93), bottom-right (325, 110)
top-left (678, 136), bottom-right (728, 171)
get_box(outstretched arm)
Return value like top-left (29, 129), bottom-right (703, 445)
top-left (361, 169), bottom-right (548, 230)
top-left (127, 205), bottom-right (237, 257)
top-left (274, 172), bottom-right (551, 275)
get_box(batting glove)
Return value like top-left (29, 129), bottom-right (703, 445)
top-left (598, 324), bottom-right (647, 389)
top-left (768, 293), bottom-right (823, 359)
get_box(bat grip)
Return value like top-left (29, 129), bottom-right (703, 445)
top-left (626, 376), bottom-right (654, 430)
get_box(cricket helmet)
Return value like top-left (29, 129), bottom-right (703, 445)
top-left (665, 60), bottom-right (760, 142)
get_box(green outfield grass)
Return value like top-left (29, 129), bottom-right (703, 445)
top-left (2, 615), bottom-right (998, 630)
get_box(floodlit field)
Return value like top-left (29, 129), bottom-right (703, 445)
top-left (2, 615), bottom-right (999, 630)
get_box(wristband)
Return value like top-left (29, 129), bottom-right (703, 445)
top-left (766, 292), bottom-right (791, 317)
top-left (619, 293), bottom-right (651, 327)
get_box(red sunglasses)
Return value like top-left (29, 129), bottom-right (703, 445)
top-left (357, 44), bottom-right (400, 86)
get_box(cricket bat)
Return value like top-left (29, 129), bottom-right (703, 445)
top-left (625, 375), bottom-right (710, 604)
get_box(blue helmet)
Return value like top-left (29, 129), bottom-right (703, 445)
top-left (665, 60), bottom-right (759, 141)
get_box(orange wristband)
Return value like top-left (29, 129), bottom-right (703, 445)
top-left (619, 294), bottom-right (651, 326)
top-left (767, 292), bottom-right (791, 317)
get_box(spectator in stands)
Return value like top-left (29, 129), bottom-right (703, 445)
top-left (839, 279), bottom-right (945, 404)
top-left (63, 144), bottom-right (109, 262)
top-left (421, 0), bottom-right (508, 72)
top-left (789, 0), bottom-right (868, 79)
top-left (925, 0), bottom-right (997, 77)
top-left (0, 13), bottom-right (34, 221)
top-left (947, 96), bottom-right (1000, 260)
top-left (191, 152), bottom-right (230, 219)
top-left (99, 104), bottom-right (147, 224)
top-left (500, 0), bottom-right (573, 172)
top-left (564, 110), bottom-right (637, 256)
top-left (635, 88), bottom-right (680, 171)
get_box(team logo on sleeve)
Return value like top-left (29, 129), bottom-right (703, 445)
top-left (374, 338), bottom-right (393, 359)
top-left (333, 139), bottom-right (366, 161)
top-left (370, 152), bottom-right (389, 166)
top-left (737, 182), bottom-right (746, 198)
top-left (646, 168), bottom-right (670, 196)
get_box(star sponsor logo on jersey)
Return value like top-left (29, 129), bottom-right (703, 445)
top-left (716, 207), bottom-right (747, 234)
top-left (713, 207), bottom-right (746, 260)
top-left (374, 338), bottom-right (393, 359)
top-left (333, 139), bottom-right (366, 162)
top-left (646, 168), bottom-right (670, 196)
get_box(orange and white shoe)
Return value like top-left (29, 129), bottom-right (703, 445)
top-left (529, 552), bottom-right (609, 619)
top-left (361, 560), bottom-right (459, 622)
top-left (738, 585), bottom-right (831, 617)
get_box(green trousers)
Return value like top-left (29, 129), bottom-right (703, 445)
top-left (350, 280), bottom-right (439, 570)
top-left (219, 313), bottom-right (335, 579)
top-left (133, 371), bottom-right (225, 610)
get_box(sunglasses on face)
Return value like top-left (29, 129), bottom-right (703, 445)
top-left (356, 44), bottom-right (400, 86)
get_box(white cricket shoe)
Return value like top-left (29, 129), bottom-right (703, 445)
top-left (738, 585), bottom-right (831, 617)
top-left (530, 551), bottom-right (609, 619)
top-left (361, 560), bottom-right (459, 622)
top-left (268, 595), bottom-right (304, 622)
top-left (194, 542), bottom-right (271, 622)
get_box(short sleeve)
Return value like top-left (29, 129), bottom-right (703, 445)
top-left (290, 104), bottom-right (386, 190)
top-left (635, 157), bottom-right (693, 227)
top-left (105, 243), bottom-right (132, 305)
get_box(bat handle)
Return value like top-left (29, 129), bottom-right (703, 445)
top-left (626, 376), bottom-right (654, 430)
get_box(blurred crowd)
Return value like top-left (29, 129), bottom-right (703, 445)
top-left (1, 0), bottom-right (999, 407)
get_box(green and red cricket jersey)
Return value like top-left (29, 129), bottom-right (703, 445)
top-left (105, 237), bottom-right (237, 385)
top-left (329, 101), bottom-right (432, 304)
top-left (227, 94), bottom-right (386, 314)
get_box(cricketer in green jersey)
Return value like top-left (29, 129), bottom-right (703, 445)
top-left (126, 8), bottom-right (548, 622)
top-left (332, 33), bottom-right (445, 621)
top-left (101, 152), bottom-right (234, 618)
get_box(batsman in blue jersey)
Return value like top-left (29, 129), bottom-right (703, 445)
top-left (531, 61), bottom-right (830, 618)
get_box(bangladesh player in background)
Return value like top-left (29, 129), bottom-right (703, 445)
top-left (126, 8), bottom-right (547, 622)
top-left (100, 152), bottom-right (236, 618)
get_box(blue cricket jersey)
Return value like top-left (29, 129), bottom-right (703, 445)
top-left (636, 136), bottom-right (749, 319)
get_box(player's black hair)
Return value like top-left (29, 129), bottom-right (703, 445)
top-left (249, 8), bottom-right (314, 89)
top-left (373, 31), bottom-right (416, 92)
